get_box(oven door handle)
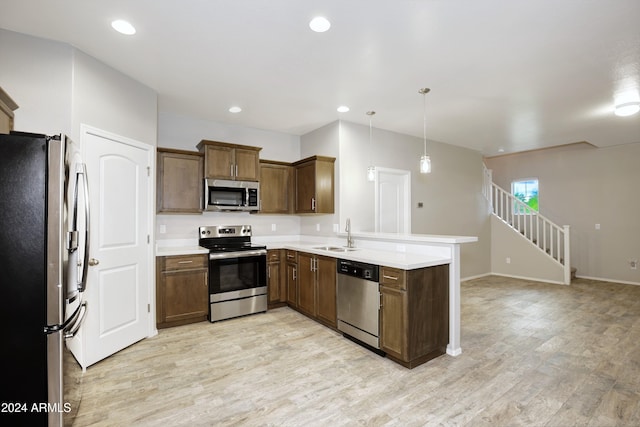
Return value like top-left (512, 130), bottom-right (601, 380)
top-left (209, 249), bottom-right (267, 260)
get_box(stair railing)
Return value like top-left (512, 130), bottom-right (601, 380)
top-left (491, 182), bottom-right (571, 284)
top-left (482, 163), bottom-right (492, 202)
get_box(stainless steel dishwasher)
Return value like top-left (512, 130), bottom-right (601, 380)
top-left (337, 259), bottom-right (381, 350)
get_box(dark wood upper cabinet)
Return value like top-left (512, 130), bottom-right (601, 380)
top-left (197, 140), bottom-right (261, 181)
top-left (156, 148), bottom-right (204, 213)
top-left (259, 160), bottom-right (293, 214)
top-left (293, 155), bottom-right (335, 214)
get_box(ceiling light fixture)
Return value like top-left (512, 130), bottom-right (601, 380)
top-left (309, 17), bottom-right (331, 33)
top-left (614, 101), bottom-right (640, 117)
top-left (111, 19), bottom-right (136, 35)
top-left (419, 88), bottom-right (432, 174)
top-left (337, 106), bottom-right (350, 113)
top-left (228, 106), bottom-right (242, 113)
top-left (366, 111), bottom-right (376, 182)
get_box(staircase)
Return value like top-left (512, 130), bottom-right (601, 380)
top-left (484, 166), bottom-right (574, 284)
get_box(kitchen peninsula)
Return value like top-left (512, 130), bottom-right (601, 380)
top-left (157, 231), bottom-right (477, 366)
top-left (257, 231), bottom-right (477, 359)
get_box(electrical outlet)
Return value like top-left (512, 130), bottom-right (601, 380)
top-left (631, 259), bottom-right (638, 270)
top-left (271, 223), bottom-right (276, 232)
top-left (316, 223), bottom-right (320, 232)
top-left (506, 257), bottom-right (511, 264)
top-left (159, 224), bottom-right (166, 234)
top-left (333, 223), bottom-right (339, 233)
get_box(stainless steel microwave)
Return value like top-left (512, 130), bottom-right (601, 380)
top-left (204, 179), bottom-right (260, 212)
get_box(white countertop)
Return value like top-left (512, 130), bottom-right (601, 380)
top-left (155, 239), bottom-right (209, 257)
top-left (155, 234), bottom-right (461, 269)
top-left (338, 231), bottom-right (478, 245)
top-left (267, 241), bottom-right (450, 269)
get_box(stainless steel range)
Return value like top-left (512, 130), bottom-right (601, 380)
top-left (199, 225), bottom-right (267, 322)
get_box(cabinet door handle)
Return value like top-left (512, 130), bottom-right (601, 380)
top-left (178, 260), bottom-right (193, 264)
top-left (293, 268), bottom-right (297, 280)
top-left (311, 197), bottom-right (316, 211)
top-left (235, 164), bottom-right (238, 177)
top-left (383, 274), bottom-right (398, 281)
top-left (230, 164), bottom-right (234, 177)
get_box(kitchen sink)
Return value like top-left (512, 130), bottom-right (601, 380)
top-left (312, 246), bottom-right (358, 252)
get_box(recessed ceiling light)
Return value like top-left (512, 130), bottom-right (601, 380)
top-left (309, 17), bottom-right (331, 33)
top-left (337, 106), bottom-right (349, 113)
top-left (614, 101), bottom-right (640, 117)
top-left (228, 106), bottom-right (242, 113)
top-left (111, 19), bottom-right (136, 35)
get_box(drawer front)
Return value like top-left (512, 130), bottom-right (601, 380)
top-left (267, 249), bottom-right (281, 262)
top-left (285, 250), bottom-right (298, 262)
top-left (380, 266), bottom-right (406, 290)
top-left (163, 254), bottom-right (208, 271)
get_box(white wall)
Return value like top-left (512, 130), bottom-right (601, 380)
top-left (486, 142), bottom-right (640, 285)
top-left (491, 216), bottom-right (564, 283)
top-left (71, 50), bottom-right (157, 145)
top-left (337, 120), bottom-right (491, 279)
top-left (299, 121), bottom-right (341, 236)
top-left (0, 29), bottom-right (157, 146)
top-left (158, 112), bottom-right (299, 161)
top-left (0, 29), bottom-right (72, 135)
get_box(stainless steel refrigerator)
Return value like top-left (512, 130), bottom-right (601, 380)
top-left (0, 132), bottom-right (89, 426)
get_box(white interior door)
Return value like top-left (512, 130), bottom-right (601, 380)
top-left (375, 168), bottom-right (411, 233)
top-left (72, 126), bottom-right (153, 368)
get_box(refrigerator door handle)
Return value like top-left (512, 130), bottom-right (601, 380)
top-left (76, 163), bottom-right (90, 293)
top-left (65, 301), bottom-right (87, 339)
top-left (44, 299), bottom-right (85, 334)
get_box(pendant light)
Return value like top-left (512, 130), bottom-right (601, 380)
top-left (419, 88), bottom-right (432, 174)
top-left (366, 111), bottom-right (376, 181)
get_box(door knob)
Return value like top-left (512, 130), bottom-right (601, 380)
top-left (88, 258), bottom-right (100, 266)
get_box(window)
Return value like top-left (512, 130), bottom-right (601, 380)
top-left (511, 179), bottom-right (538, 212)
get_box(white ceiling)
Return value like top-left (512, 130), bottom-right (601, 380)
top-left (1, 0), bottom-right (639, 155)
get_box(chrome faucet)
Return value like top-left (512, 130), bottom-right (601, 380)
top-left (345, 218), bottom-right (354, 248)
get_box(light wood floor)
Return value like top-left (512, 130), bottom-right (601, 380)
top-left (73, 276), bottom-right (640, 426)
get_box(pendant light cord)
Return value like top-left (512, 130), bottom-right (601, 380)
top-left (423, 91), bottom-right (427, 155)
top-left (419, 88), bottom-right (430, 155)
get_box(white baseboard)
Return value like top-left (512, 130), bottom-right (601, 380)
top-left (486, 272), bottom-right (566, 285)
top-left (461, 272), bottom-right (492, 282)
top-left (575, 274), bottom-right (640, 286)
top-left (464, 272), bottom-right (640, 287)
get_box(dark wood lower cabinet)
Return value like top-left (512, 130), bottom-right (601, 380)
top-left (267, 249), bottom-right (287, 309)
top-left (380, 264), bottom-right (449, 369)
top-left (284, 249), bottom-right (449, 369)
top-left (297, 253), bottom-right (315, 317)
top-left (286, 251), bottom-right (298, 308)
top-left (315, 255), bottom-right (337, 327)
top-left (288, 251), bottom-right (336, 328)
top-left (156, 254), bottom-right (209, 329)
